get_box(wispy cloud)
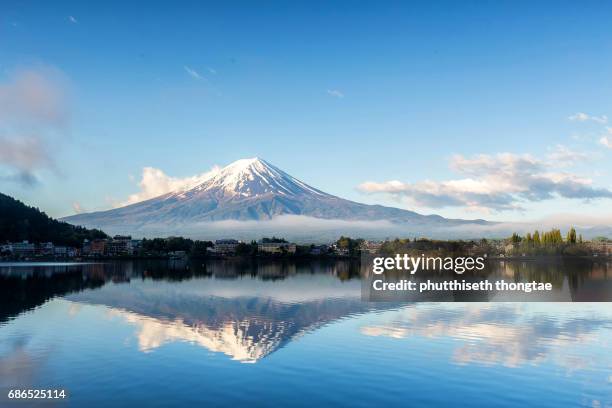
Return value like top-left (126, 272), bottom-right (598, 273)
top-left (546, 144), bottom-right (589, 166)
top-left (358, 152), bottom-right (612, 212)
top-left (207, 67), bottom-right (217, 75)
top-left (568, 112), bottom-right (608, 124)
top-left (68, 16), bottom-right (78, 24)
top-left (0, 66), bottom-right (70, 185)
top-left (184, 66), bottom-right (202, 80)
top-left (120, 166), bottom-right (220, 206)
top-left (327, 89), bottom-right (344, 98)
top-left (0, 137), bottom-right (53, 186)
top-left (72, 201), bottom-right (84, 214)
top-left (599, 127), bottom-right (612, 149)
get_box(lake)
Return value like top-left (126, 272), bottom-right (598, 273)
top-left (1, 260), bottom-right (611, 407)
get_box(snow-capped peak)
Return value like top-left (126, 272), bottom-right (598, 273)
top-left (189, 157), bottom-right (328, 198)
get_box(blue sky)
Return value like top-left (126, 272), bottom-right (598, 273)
top-left (1, 1), bottom-right (611, 222)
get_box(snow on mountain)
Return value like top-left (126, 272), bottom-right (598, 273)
top-left (167, 157), bottom-right (329, 200)
top-left (62, 157), bottom-right (490, 238)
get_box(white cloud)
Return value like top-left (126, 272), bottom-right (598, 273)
top-left (184, 66), bottom-right (202, 80)
top-left (68, 16), bottom-right (77, 24)
top-left (358, 152), bottom-right (612, 212)
top-left (568, 112), bottom-right (608, 124)
top-left (326, 89), bottom-right (344, 98)
top-left (0, 137), bottom-right (53, 185)
top-left (546, 145), bottom-right (588, 165)
top-left (120, 166), bottom-right (220, 206)
top-left (599, 127), bottom-right (612, 149)
top-left (72, 201), bottom-right (84, 214)
top-left (0, 67), bottom-right (70, 185)
top-left (207, 67), bottom-right (217, 75)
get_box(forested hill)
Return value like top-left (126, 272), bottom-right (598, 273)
top-left (0, 193), bottom-right (108, 247)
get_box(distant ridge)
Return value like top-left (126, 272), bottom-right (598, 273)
top-left (61, 158), bottom-right (490, 237)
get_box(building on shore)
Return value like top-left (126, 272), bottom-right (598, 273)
top-left (258, 242), bottom-right (297, 255)
top-left (2, 241), bottom-right (36, 258)
top-left (105, 235), bottom-right (134, 256)
top-left (360, 241), bottom-right (382, 254)
top-left (37, 242), bottom-right (55, 256)
top-left (588, 241), bottom-right (612, 256)
top-left (0, 241), bottom-right (79, 259)
top-left (331, 244), bottom-right (350, 256)
top-left (89, 239), bottom-right (107, 256)
top-left (209, 239), bottom-right (241, 255)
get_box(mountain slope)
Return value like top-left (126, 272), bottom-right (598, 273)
top-left (62, 158), bottom-right (489, 235)
top-left (0, 193), bottom-right (108, 246)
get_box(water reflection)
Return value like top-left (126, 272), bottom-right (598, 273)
top-left (0, 260), bottom-right (611, 364)
top-left (363, 258), bottom-right (612, 301)
top-left (0, 335), bottom-right (50, 390)
top-left (361, 303), bottom-right (612, 369)
top-left (0, 260), bottom-right (611, 407)
top-left (64, 262), bottom-right (380, 363)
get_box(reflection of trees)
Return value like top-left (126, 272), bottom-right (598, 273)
top-left (0, 267), bottom-right (105, 323)
top-left (204, 259), bottom-right (362, 281)
top-left (497, 259), bottom-right (611, 297)
top-left (2, 258), bottom-right (609, 323)
top-left (0, 260), bottom-right (364, 323)
top-left (495, 260), bottom-right (567, 288)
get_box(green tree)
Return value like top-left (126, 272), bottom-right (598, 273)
top-left (533, 230), bottom-right (541, 246)
top-left (566, 227), bottom-right (577, 244)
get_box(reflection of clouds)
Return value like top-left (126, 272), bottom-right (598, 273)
top-left (0, 335), bottom-right (48, 388)
top-left (360, 326), bottom-right (407, 339)
top-left (361, 304), bottom-right (612, 369)
top-left (109, 309), bottom-right (286, 363)
top-left (67, 302), bottom-right (81, 317)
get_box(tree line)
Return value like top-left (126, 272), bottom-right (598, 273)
top-left (0, 193), bottom-right (107, 247)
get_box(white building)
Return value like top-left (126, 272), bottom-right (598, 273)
top-left (211, 239), bottom-right (240, 255)
top-left (258, 242), bottom-right (296, 255)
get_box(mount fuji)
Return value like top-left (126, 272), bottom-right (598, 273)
top-left (62, 158), bottom-right (490, 239)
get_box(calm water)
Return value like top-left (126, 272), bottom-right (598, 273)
top-left (0, 260), bottom-right (611, 407)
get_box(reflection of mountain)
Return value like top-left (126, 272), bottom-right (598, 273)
top-left (4, 259), bottom-right (611, 363)
top-left (68, 277), bottom-right (390, 362)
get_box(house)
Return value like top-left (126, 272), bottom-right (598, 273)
top-left (588, 241), bottom-right (612, 257)
top-left (106, 235), bottom-right (134, 256)
top-left (258, 242), bottom-right (297, 255)
top-left (54, 246), bottom-right (68, 257)
top-left (8, 241), bottom-right (36, 258)
top-left (82, 239), bottom-right (92, 255)
top-left (131, 239), bottom-right (142, 253)
top-left (360, 241), bottom-right (382, 254)
top-left (211, 239), bottom-right (240, 255)
top-left (90, 239), bottom-right (107, 256)
top-left (37, 242), bottom-right (55, 256)
top-left (332, 244), bottom-right (350, 256)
